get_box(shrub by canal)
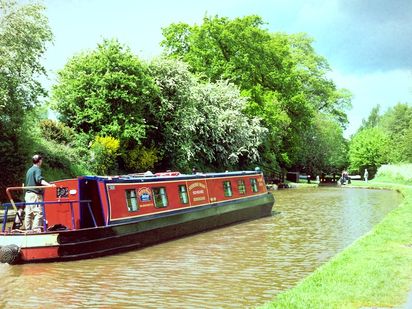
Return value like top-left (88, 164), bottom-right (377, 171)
top-left (261, 164), bottom-right (412, 308)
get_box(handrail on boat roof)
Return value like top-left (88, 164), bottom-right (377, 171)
top-left (6, 185), bottom-right (54, 212)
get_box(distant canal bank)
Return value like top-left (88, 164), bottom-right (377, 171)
top-left (263, 181), bottom-right (412, 309)
top-left (0, 187), bottom-right (400, 308)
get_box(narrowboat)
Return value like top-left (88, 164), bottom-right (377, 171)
top-left (0, 170), bottom-right (275, 264)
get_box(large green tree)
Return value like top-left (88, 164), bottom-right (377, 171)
top-left (51, 39), bottom-right (157, 142)
top-left (51, 39), bottom-right (159, 171)
top-left (355, 103), bottom-right (412, 168)
top-left (348, 127), bottom-right (390, 176)
top-left (161, 15), bottom-right (351, 170)
top-left (359, 105), bottom-right (381, 130)
top-left (0, 0), bottom-right (52, 200)
top-left (298, 114), bottom-right (348, 176)
top-left (379, 103), bottom-right (412, 162)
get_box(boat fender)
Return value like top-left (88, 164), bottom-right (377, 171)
top-left (0, 244), bottom-right (21, 264)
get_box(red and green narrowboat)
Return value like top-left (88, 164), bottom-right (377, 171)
top-left (0, 170), bottom-right (275, 264)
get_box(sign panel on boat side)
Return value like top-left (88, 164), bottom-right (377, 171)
top-left (188, 180), bottom-right (209, 205)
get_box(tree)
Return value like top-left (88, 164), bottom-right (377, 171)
top-left (148, 57), bottom-right (266, 171)
top-left (51, 39), bottom-right (157, 142)
top-left (51, 39), bottom-right (160, 170)
top-left (188, 80), bottom-right (267, 170)
top-left (0, 0), bottom-right (52, 200)
top-left (348, 127), bottom-right (390, 177)
top-left (358, 103), bottom-right (412, 164)
top-left (379, 103), bottom-right (412, 162)
top-left (359, 105), bottom-right (381, 130)
top-left (161, 15), bottom-right (351, 170)
top-left (400, 121), bottom-right (412, 162)
top-left (298, 114), bottom-right (348, 176)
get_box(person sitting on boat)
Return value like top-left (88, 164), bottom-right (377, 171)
top-left (24, 154), bottom-right (55, 232)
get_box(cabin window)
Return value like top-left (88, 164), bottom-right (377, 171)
top-left (250, 178), bottom-right (259, 192)
top-left (223, 181), bottom-right (233, 197)
top-left (179, 185), bottom-right (189, 204)
top-left (153, 187), bottom-right (168, 208)
top-left (126, 189), bottom-right (139, 212)
top-left (237, 180), bottom-right (246, 195)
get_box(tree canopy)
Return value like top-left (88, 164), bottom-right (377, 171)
top-left (0, 0), bottom-right (52, 200)
top-left (149, 57), bottom-right (266, 170)
top-left (348, 102), bottom-right (412, 176)
top-left (348, 126), bottom-right (390, 176)
top-left (51, 43), bottom-right (267, 173)
top-left (161, 15), bottom-right (351, 171)
top-left (51, 39), bottom-right (157, 143)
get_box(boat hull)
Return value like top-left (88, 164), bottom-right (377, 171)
top-left (1, 193), bottom-right (274, 264)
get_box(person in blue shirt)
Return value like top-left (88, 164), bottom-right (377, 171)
top-left (24, 154), bottom-right (55, 232)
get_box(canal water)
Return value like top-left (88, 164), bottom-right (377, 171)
top-left (0, 187), bottom-right (402, 308)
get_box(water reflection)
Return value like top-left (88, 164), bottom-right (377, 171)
top-left (0, 187), bottom-right (402, 308)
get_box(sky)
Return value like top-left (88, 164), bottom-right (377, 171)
top-left (41, 0), bottom-right (412, 137)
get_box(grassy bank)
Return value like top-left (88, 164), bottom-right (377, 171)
top-left (261, 164), bottom-right (412, 308)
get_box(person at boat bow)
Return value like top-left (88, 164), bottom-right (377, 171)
top-left (24, 154), bottom-right (55, 232)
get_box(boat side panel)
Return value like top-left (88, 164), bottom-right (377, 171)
top-left (186, 179), bottom-right (209, 206)
top-left (206, 174), bottom-right (267, 202)
top-left (20, 247), bottom-right (59, 261)
top-left (43, 179), bottom-right (80, 229)
top-left (107, 180), bottom-right (192, 221)
top-left (106, 174), bottom-right (268, 223)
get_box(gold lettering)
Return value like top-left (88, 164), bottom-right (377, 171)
top-left (193, 197), bottom-right (206, 202)
top-left (188, 182), bottom-right (206, 191)
top-left (192, 189), bottom-right (205, 195)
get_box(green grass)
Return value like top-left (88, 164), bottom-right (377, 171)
top-left (260, 164), bottom-right (412, 309)
top-left (374, 163), bottom-right (412, 185)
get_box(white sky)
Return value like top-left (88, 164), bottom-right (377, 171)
top-left (41, 0), bottom-right (412, 137)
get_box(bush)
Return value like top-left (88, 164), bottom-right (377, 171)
top-left (375, 164), bottom-right (412, 184)
top-left (122, 146), bottom-right (160, 172)
top-left (39, 119), bottom-right (74, 145)
top-left (90, 136), bottom-right (120, 175)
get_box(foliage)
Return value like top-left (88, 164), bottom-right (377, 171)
top-left (0, 0), bottom-right (52, 201)
top-left (298, 114), bottom-right (348, 176)
top-left (146, 57), bottom-right (198, 170)
top-left (161, 15), bottom-right (351, 169)
top-left (149, 57), bottom-right (267, 171)
top-left (352, 103), bottom-right (412, 173)
top-left (122, 145), bottom-right (160, 171)
top-left (375, 164), bottom-right (412, 185)
top-left (190, 80), bottom-right (267, 169)
top-left (348, 127), bottom-right (390, 176)
top-left (359, 104), bottom-right (381, 131)
top-left (51, 39), bottom-right (158, 144)
top-left (379, 103), bottom-right (412, 162)
top-left (90, 136), bottom-right (120, 175)
top-left (0, 0), bottom-right (52, 119)
top-left (39, 119), bottom-right (75, 145)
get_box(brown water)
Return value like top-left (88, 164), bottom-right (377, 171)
top-left (0, 187), bottom-right (402, 308)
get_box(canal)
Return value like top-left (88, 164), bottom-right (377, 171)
top-left (0, 187), bottom-right (402, 308)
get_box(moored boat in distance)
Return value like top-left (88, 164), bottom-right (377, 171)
top-left (0, 170), bottom-right (275, 264)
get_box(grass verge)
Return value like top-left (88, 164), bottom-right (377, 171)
top-left (261, 170), bottom-right (412, 308)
